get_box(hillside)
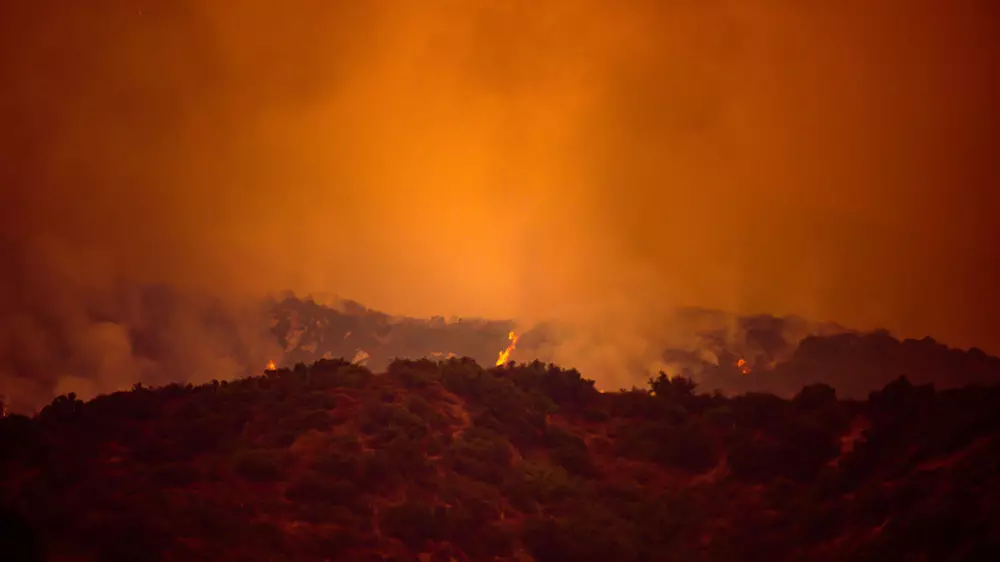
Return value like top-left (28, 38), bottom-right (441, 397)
top-left (271, 296), bottom-right (1000, 398)
top-left (270, 296), bottom-right (514, 370)
top-left (5, 287), bottom-right (994, 415)
top-left (2, 358), bottom-right (998, 561)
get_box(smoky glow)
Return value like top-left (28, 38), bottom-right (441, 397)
top-left (1, 0), bottom-right (998, 410)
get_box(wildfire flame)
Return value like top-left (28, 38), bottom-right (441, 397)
top-left (352, 349), bottom-right (370, 365)
top-left (265, 360), bottom-right (277, 371)
top-left (737, 358), bottom-right (751, 375)
top-left (496, 331), bottom-right (519, 367)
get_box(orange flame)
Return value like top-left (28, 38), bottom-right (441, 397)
top-left (737, 358), bottom-right (751, 375)
top-left (496, 331), bottom-right (519, 366)
top-left (265, 360), bottom-right (277, 371)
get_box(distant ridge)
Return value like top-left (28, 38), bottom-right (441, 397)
top-left (269, 296), bottom-right (1000, 398)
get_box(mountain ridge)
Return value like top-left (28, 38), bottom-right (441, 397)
top-left (270, 296), bottom-right (1000, 398)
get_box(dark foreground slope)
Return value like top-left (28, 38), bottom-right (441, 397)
top-left (2, 359), bottom-right (999, 561)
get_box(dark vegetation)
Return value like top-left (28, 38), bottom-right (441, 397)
top-left (2, 357), bottom-right (999, 561)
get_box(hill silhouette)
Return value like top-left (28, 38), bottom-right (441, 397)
top-left (2, 357), bottom-right (998, 561)
top-left (271, 296), bottom-right (1000, 398)
top-left (6, 287), bottom-right (997, 415)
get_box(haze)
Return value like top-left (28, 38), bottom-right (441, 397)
top-left (2, 1), bottom-right (999, 407)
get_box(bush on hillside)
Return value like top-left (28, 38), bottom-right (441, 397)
top-left (308, 360), bottom-right (372, 389)
top-left (4, 355), bottom-right (999, 562)
top-left (506, 362), bottom-right (600, 409)
top-left (358, 400), bottom-right (428, 445)
top-left (388, 358), bottom-right (442, 388)
top-left (522, 506), bottom-right (640, 562)
top-left (279, 409), bottom-right (335, 434)
top-left (605, 388), bottom-right (659, 419)
top-left (380, 500), bottom-right (446, 548)
top-left (285, 472), bottom-right (364, 510)
top-left (544, 425), bottom-right (597, 477)
top-left (449, 427), bottom-right (513, 485)
top-left (616, 419), bottom-right (718, 473)
top-left (233, 449), bottom-right (286, 482)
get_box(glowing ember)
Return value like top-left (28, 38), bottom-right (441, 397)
top-left (496, 331), bottom-right (519, 366)
top-left (737, 358), bottom-right (751, 375)
top-left (265, 360), bottom-right (277, 371)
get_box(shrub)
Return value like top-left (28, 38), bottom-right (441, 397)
top-left (383, 434), bottom-right (434, 482)
top-left (727, 433), bottom-right (784, 482)
top-left (388, 358), bottom-right (441, 388)
top-left (665, 421), bottom-right (718, 473)
top-left (502, 461), bottom-right (576, 506)
top-left (310, 360), bottom-right (372, 389)
top-left (550, 445), bottom-right (598, 478)
top-left (582, 407), bottom-right (610, 423)
top-left (704, 406), bottom-right (735, 429)
top-left (460, 523), bottom-right (515, 559)
top-left (151, 463), bottom-right (202, 488)
top-left (262, 430), bottom-right (298, 448)
top-left (776, 418), bottom-right (842, 481)
top-left (380, 501), bottom-right (446, 548)
top-left (247, 521), bottom-right (285, 550)
top-left (605, 388), bottom-right (659, 419)
top-left (358, 401), bottom-right (427, 444)
top-left (296, 523), bottom-right (361, 558)
top-left (357, 451), bottom-right (393, 487)
top-left (0, 415), bottom-right (42, 460)
top-left (96, 518), bottom-right (172, 562)
top-left (405, 394), bottom-right (446, 427)
top-left (178, 415), bottom-right (236, 454)
top-left (296, 391), bottom-right (337, 410)
top-left (312, 449), bottom-right (362, 479)
top-left (616, 420), bottom-right (717, 473)
top-left (285, 472), bottom-right (363, 509)
top-left (545, 426), bottom-right (597, 478)
top-left (522, 508), bottom-right (639, 562)
top-left (507, 363), bottom-right (599, 409)
top-left (233, 449), bottom-right (286, 482)
top-left (281, 409), bottom-right (335, 433)
top-left (794, 383), bottom-right (837, 409)
top-left (648, 373), bottom-right (697, 401)
top-left (449, 428), bottom-right (513, 484)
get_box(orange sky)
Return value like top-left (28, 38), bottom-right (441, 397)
top-left (2, 0), bottom-right (999, 353)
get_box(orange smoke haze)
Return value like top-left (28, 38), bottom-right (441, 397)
top-left (1, 1), bottom-right (999, 403)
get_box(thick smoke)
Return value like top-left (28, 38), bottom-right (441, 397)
top-left (0, 233), bottom-right (281, 413)
top-left (2, 1), bottom-right (999, 409)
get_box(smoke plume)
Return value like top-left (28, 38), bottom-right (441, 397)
top-left (2, 0), bottom-right (998, 410)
